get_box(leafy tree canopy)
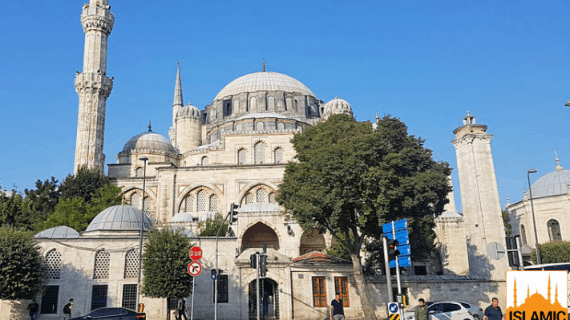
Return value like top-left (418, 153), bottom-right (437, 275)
top-left (533, 241), bottom-right (570, 264)
top-left (142, 228), bottom-right (193, 299)
top-left (0, 191), bottom-right (25, 229)
top-left (198, 214), bottom-right (234, 237)
top-left (0, 226), bottom-right (46, 300)
top-left (60, 167), bottom-right (111, 202)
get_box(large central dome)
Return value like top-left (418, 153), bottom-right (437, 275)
top-left (214, 71), bottom-right (315, 101)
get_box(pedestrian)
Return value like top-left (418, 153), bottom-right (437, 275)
top-left (177, 297), bottom-right (188, 320)
top-left (63, 299), bottom-right (73, 320)
top-left (330, 292), bottom-right (345, 320)
top-left (414, 298), bottom-right (428, 320)
top-left (483, 298), bottom-right (504, 320)
top-left (27, 299), bottom-right (39, 320)
top-left (263, 291), bottom-right (270, 316)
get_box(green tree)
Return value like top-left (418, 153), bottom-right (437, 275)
top-left (0, 190), bottom-right (27, 229)
top-left (197, 214), bottom-right (234, 237)
top-left (142, 228), bottom-right (193, 301)
top-left (502, 210), bottom-right (513, 237)
top-left (277, 114), bottom-right (451, 319)
top-left (21, 177), bottom-right (61, 228)
top-left (33, 184), bottom-right (123, 232)
top-left (0, 226), bottom-right (46, 300)
top-left (59, 167), bottom-right (111, 202)
top-left (532, 241), bottom-right (570, 264)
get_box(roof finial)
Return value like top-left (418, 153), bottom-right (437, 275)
top-left (555, 151), bottom-right (563, 171)
top-left (262, 60), bottom-right (266, 72)
top-left (148, 121), bottom-right (152, 132)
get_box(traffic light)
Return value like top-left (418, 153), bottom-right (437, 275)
top-left (229, 203), bottom-right (239, 225)
top-left (387, 239), bottom-right (400, 260)
top-left (259, 254), bottom-right (267, 277)
top-left (211, 269), bottom-right (217, 280)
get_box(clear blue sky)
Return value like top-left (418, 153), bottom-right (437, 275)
top-left (1, 0), bottom-right (569, 211)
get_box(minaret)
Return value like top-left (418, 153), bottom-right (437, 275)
top-left (74, 0), bottom-right (114, 173)
top-left (547, 275), bottom-right (551, 302)
top-left (169, 62), bottom-right (184, 147)
top-left (452, 111), bottom-right (509, 280)
top-left (513, 277), bottom-right (518, 307)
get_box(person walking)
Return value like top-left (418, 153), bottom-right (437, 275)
top-left (63, 299), bottom-right (73, 320)
top-left (262, 291), bottom-right (270, 316)
top-left (27, 299), bottom-right (39, 320)
top-left (415, 298), bottom-right (429, 320)
top-left (330, 293), bottom-right (345, 320)
top-left (483, 298), bottom-right (504, 320)
top-left (177, 298), bottom-right (188, 320)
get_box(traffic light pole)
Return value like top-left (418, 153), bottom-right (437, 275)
top-left (214, 208), bottom-right (232, 320)
top-left (382, 236), bottom-right (394, 303)
top-left (256, 253), bottom-right (261, 320)
top-left (392, 222), bottom-right (404, 320)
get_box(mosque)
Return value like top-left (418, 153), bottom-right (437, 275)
top-left (2, 0), bottom-right (568, 319)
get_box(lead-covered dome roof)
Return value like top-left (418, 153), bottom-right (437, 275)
top-left (35, 226), bottom-right (80, 239)
top-left (323, 97), bottom-right (353, 120)
top-left (531, 163), bottom-right (570, 198)
top-left (214, 71), bottom-right (315, 101)
top-left (177, 104), bottom-right (201, 119)
top-left (123, 130), bottom-right (175, 154)
top-left (86, 205), bottom-right (153, 232)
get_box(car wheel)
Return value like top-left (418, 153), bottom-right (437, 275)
top-left (473, 315), bottom-right (480, 320)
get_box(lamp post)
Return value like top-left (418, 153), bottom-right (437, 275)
top-left (136, 156), bottom-right (149, 308)
top-left (527, 169), bottom-right (541, 265)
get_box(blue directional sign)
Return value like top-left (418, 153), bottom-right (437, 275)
top-left (385, 230), bottom-right (409, 244)
top-left (382, 219), bottom-right (408, 233)
top-left (388, 302), bottom-right (399, 314)
top-left (390, 255), bottom-right (412, 268)
top-left (398, 245), bottom-right (411, 256)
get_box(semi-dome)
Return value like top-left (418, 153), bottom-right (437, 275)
top-left (214, 71), bottom-right (315, 101)
top-left (86, 205), bottom-right (153, 232)
top-left (35, 226), bottom-right (80, 239)
top-left (177, 104), bottom-right (201, 119)
top-left (323, 97), bottom-right (353, 120)
top-left (123, 129), bottom-right (176, 153)
top-left (530, 161), bottom-right (570, 198)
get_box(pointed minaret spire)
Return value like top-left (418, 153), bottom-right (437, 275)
top-left (548, 274), bottom-right (552, 302)
top-left (513, 277), bottom-right (518, 307)
top-left (148, 121), bottom-right (152, 132)
top-left (375, 112), bottom-right (380, 123)
top-left (174, 61), bottom-right (183, 107)
top-left (555, 151), bottom-right (563, 171)
top-left (555, 284), bottom-right (559, 304)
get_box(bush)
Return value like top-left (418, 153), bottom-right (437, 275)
top-left (532, 241), bottom-right (570, 264)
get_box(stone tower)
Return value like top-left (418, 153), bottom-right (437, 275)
top-left (74, 0), bottom-right (114, 173)
top-left (452, 111), bottom-right (508, 280)
top-left (169, 64), bottom-right (202, 154)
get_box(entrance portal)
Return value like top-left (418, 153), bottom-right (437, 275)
top-left (248, 278), bottom-right (279, 320)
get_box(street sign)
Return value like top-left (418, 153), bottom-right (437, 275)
top-left (385, 229), bottom-right (409, 244)
top-left (397, 245), bottom-right (411, 256)
top-left (189, 246), bottom-right (203, 260)
top-left (188, 261), bottom-right (202, 276)
top-left (390, 255), bottom-right (412, 268)
top-left (383, 219), bottom-right (407, 233)
top-left (388, 302), bottom-right (399, 315)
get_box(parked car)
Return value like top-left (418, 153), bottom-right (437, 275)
top-left (458, 302), bottom-right (484, 320)
top-left (70, 307), bottom-right (146, 320)
top-left (404, 301), bottom-right (474, 320)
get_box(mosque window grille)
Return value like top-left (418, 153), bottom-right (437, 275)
top-left (197, 191), bottom-right (207, 212)
top-left (209, 195), bottom-right (218, 212)
top-left (45, 249), bottom-right (62, 279)
top-left (40, 285), bottom-right (59, 314)
top-left (277, 123), bottom-right (285, 130)
top-left (238, 148), bottom-right (247, 164)
top-left (274, 147), bottom-right (283, 164)
top-left (201, 156), bottom-right (209, 166)
top-left (130, 192), bottom-right (141, 210)
top-left (254, 142), bottom-right (265, 164)
top-left (520, 224), bottom-right (528, 245)
top-left (256, 189), bottom-right (266, 203)
top-left (183, 194), bottom-right (195, 213)
top-left (122, 284), bottom-right (137, 310)
top-left (142, 197), bottom-right (153, 218)
top-left (91, 285), bottom-right (108, 311)
top-left (245, 193), bottom-right (254, 204)
top-left (269, 192), bottom-right (276, 204)
top-left (547, 219), bottom-right (562, 241)
top-left (123, 249), bottom-right (139, 279)
top-left (93, 250), bottom-right (110, 279)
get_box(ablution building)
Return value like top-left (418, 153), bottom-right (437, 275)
top-left (3, 0), bottom-right (567, 319)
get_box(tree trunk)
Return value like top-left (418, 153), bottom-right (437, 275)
top-left (350, 253), bottom-right (377, 320)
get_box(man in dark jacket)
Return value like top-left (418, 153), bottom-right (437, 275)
top-left (27, 299), bottom-right (39, 320)
top-left (177, 298), bottom-right (188, 320)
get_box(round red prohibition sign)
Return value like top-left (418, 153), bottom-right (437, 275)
top-left (188, 261), bottom-right (202, 276)
top-left (189, 246), bottom-right (203, 260)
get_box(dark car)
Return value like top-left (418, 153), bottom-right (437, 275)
top-left (71, 307), bottom-right (146, 320)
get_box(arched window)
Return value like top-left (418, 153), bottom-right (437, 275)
top-left (256, 122), bottom-right (264, 131)
top-left (136, 167), bottom-right (144, 177)
top-left (142, 197), bottom-right (153, 217)
top-left (277, 123), bottom-right (285, 130)
top-left (201, 156), bottom-right (209, 166)
top-left (254, 142), bottom-right (265, 164)
top-left (269, 192), bottom-right (276, 204)
top-left (197, 191), bottom-right (207, 212)
top-left (45, 249), bottom-right (62, 279)
top-left (256, 189), bottom-right (266, 203)
top-left (93, 250), bottom-right (110, 279)
top-left (130, 192), bottom-right (141, 210)
top-left (520, 224), bottom-right (528, 245)
top-left (238, 148), bottom-right (247, 164)
top-left (294, 99), bottom-right (298, 112)
top-left (548, 219), bottom-right (562, 241)
top-left (236, 124), bottom-right (243, 131)
top-left (245, 193), bottom-right (254, 204)
top-left (209, 195), bottom-right (218, 212)
top-left (285, 98), bottom-right (291, 111)
top-left (181, 194), bottom-right (194, 212)
top-left (274, 147), bottom-right (283, 164)
top-left (124, 249), bottom-right (139, 279)
top-left (250, 97), bottom-right (257, 111)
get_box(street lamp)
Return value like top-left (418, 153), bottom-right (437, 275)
top-left (527, 169), bottom-right (541, 265)
top-left (565, 101), bottom-right (570, 107)
top-left (137, 156), bottom-right (149, 308)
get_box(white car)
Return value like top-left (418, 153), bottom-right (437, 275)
top-left (403, 301), bottom-right (475, 320)
top-left (458, 302), bottom-right (484, 320)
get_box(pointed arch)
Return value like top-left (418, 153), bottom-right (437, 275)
top-left (240, 221), bottom-right (280, 251)
top-left (547, 219), bottom-right (562, 241)
top-left (254, 141), bottom-right (266, 164)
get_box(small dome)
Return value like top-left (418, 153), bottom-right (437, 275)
top-left (531, 167), bottom-right (570, 198)
top-left (123, 130), bottom-right (176, 153)
top-left (171, 212), bottom-right (195, 223)
top-left (35, 226), bottom-right (80, 239)
top-left (177, 104), bottom-right (201, 119)
top-left (323, 97), bottom-right (353, 120)
top-left (86, 205), bottom-right (153, 232)
top-left (170, 225), bottom-right (196, 238)
top-left (214, 71), bottom-right (315, 101)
